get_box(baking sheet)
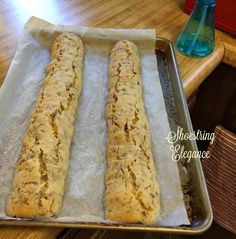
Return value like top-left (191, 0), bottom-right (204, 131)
top-left (0, 17), bottom-right (189, 226)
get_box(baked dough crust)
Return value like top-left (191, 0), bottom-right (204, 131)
top-left (105, 40), bottom-right (160, 224)
top-left (6, 33), bottom-right (84, 218)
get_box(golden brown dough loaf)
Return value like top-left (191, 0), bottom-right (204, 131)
top-left (105, 40), bottom-right (160, 224)
top-left (6, 33), bottom-right (84, 218)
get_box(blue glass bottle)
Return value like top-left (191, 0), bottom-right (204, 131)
top-left (176, 0), bottom-right (215, 57)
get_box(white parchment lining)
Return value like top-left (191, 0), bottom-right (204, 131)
top-left (0, 17), bottom-right (189, 226)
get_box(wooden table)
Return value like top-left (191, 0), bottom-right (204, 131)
top-left (0, 0), bottom-right (235, 238)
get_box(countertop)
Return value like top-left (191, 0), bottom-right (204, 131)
top-left (0, 0), bottom-right (235, 238)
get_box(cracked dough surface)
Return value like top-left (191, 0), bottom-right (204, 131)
top-left (105, 40), bottom-right (160, 224)
top-left (6, 33), bottom-right (84, 218)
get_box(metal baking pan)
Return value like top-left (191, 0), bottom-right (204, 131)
top-left (0, 38), bottom-right (212, 234)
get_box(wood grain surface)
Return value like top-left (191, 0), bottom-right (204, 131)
top-left (0, 226), bottom-right (62, 239)
top-left (0, 0), bottom-right (235, 99)
top-left (0, 0), bottom-right (235, 238)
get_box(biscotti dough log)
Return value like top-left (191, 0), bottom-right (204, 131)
top-left (6, 33), bottom-right (84, 218)
top-left (105, 40), bottom-right (160, 224)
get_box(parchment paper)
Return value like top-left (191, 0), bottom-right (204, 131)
top-left (0, 17), bottom-right (189, 226)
